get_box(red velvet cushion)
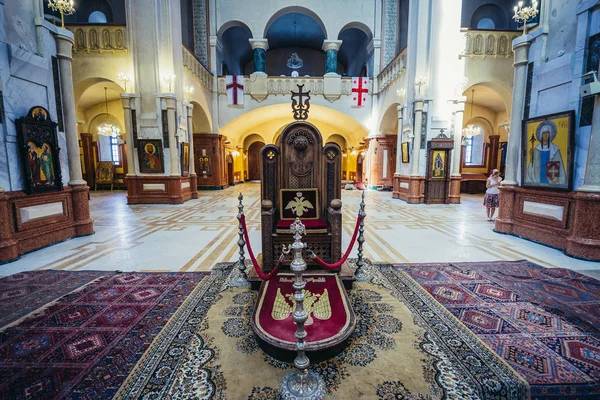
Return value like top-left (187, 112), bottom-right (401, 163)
top-left (276, 219), bottom-right (328, 230)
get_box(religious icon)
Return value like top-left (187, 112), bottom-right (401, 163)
top-left (198, 156), bottom-right (211, 175)
top-left (401, 142), bottom-right (410, 163)
top-left (431, 150), bottom-right (445, 179)
top-left (137, 139), bottom-right (164, 173)
top-left (31, 107), bottom-right (47, 121)
top-left (522, 111), bottom-right (574, 190)
top-left (181, 142), bottom-right (190, 177)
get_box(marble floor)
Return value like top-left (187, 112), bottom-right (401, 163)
top-left (3, 182), bottom-right (599, 279)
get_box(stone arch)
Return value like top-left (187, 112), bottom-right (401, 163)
top-left (337, 21), bottom-right (373, 43)
top-left (469, 4), bottom-right (507, 30)
top-left (217, 20), bottom-right (253, 38)
top-left (74, 77), bottom-right (124, 106)
top-left (263, 6), bottom-right (327, 39)
top-left (190, 101), bottom-right (212, 133)
top-left (325, 133), bottom-right (348, 150)
top-left (464, 116), bottom-right (495, 138)
top-left (242, 133), bottom-right (267, 149)
top-left (378, 102), bottom-right (401, 135)
top-left (463, 82), bottom-right (512, 117)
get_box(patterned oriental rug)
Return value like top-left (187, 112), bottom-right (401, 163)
top-left (116, 262), bottom-right (528, 400)
top-left (0, 271), bottom-right (208, 399)
top-left (0, 270), bottom-right (109, 328)
top-left (398, 260), bottom-right (600, 399)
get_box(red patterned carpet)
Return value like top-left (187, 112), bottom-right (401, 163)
top-left (397, 260), bottom-right (600, 400)
top-left (0, 270), bottom-right (109, 329)
top-left (0, 271), bottom-right (208, 400)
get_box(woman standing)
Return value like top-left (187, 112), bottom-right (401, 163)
top-left (484, 169), bottom-right (502, 221)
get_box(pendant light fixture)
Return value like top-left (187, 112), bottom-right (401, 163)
top-left (97, 87), bottom-right (120, 137)
top-left (462, 89), bottom-right (482, 137)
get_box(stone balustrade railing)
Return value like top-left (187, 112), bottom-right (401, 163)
top-left (460, 29), bottom-right (520, 59)
top-left (377, 49), bottom-right (407, 92)
top-left (67, 25), bottom-right (127, 53)
top-left (182, 47), bottom-right (213, 91)
top-left (216, 75), bottom-right (369, 97)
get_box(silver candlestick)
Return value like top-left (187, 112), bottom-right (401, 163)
top-left (355, 191), bottom-right (368, 281)
top-left (280, 218), bottom-right (325, 400)
top-left (230, 193), bottom-right (249, 287)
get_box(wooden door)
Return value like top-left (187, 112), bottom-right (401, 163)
top-left (80, 133), bottom-right (95, 188)
top-left (227, 155), bottom-right (234, 185)
top-left (356, 154), bottom-right (363, 182)
top-left (424, 138), bottom-right (453, 204)
top-left (248, 141), bottom-right (264, 181)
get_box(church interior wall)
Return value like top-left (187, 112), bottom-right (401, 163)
top-left (0, 2), bottom-right (71, 192)
top-left (215, 1), bottom-right (375, 42)
top-left (243, 47), bottom-right (344, 76)
top-left (460, 0), bottom-right (518, 30)
top-left (523, 1), bottom-right (597, 190)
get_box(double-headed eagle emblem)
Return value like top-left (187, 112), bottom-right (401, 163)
top-left (285, 192), bottom-right (314, 217)
top-left (272, 288), bottom-right (331, 325)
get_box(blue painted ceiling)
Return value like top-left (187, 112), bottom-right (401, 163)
top-left (266, 13), bottom-right (326, 50)
top-left (337, 28), bottom-right (368, 71)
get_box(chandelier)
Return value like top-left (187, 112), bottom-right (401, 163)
top-left (97, 87), bottom-right (120, 137)
top-left (287, 53), bottom-right (304, 69)
top-left (462, 89), bottom-right (481, 138)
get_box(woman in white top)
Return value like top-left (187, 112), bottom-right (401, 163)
top-left (484, 169), bottom-right (502, 221)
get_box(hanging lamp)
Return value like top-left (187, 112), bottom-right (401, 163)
top-left (462, 89), bottom-right (482, 137)
top-left (97, 87), bottom-right (120, 137)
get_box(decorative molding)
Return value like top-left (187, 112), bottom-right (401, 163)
top-left (382, 0), bottom-right (398, 66)
top-left (459, 29), bottom-right (519, 59)
top-left (67, 25), bottom-right (127, 53)
top-left (377, 50), bottom-right (406, 92)
top-left (216, 76), bottom-right (368, 97)
top-left (182, 46), bottom-right (213, 91)
top-left (192, 0), bottom-right (209, 68)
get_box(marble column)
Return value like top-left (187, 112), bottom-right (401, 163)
top-left (165, 94), bottom-right (180, 176)
top-left (394, 105), bottom-right (404, 174)
top-left (579, 94), bottom-right (600, 192)
top-left (120, 94), bottom-right (136, 176)
top-left (54, 30), bottom-right (93, 235)
top-left (54, 32), bottom-right (85, 186)
top-left (411, 99), bottom-right (424, 176)
top-left (249, 39), bottom-right (269, 73)
top-left (323, 40), bottom-right (343, 75)
top-left (451, 97), bottom-right (466, 176)
top-left (503, 37), bottom-right (531, 186)
top-left (187, 103), bottom-right (198, 199)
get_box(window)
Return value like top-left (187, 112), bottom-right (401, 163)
top-left (465, 136), bottom-right (473, 163)
top-left (88, 11), bottom-right (108, 24)
top-left (476, 18), bottom-right (495, 30)
top-left (98, 124), bottom-right (120, 165)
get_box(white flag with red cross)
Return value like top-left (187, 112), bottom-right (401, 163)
top-left (351, 77), bottom-right (369, 107)
top-left (226, 75), bottom-right (244, 105)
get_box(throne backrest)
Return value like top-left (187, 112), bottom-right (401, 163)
top-left (260, 121), bottom-right (342, 217)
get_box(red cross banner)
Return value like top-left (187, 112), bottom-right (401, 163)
top-left (226, 75), bottom-right (244, 105)
top-left (351, 77), bottom-right (369, 107)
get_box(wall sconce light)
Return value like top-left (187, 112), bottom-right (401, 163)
top-left (118, 72), bottom-right (131, 92)
top-left (396, 88), bottom-right (405, 102)
top-left (163, 73), bottom-right (176, 92)
top-left (415, 76), bottom-right (426, 95)
top-left (232, 150), bottom-right (240, 157)
top-left (184, 86), bottom-right (194, 100)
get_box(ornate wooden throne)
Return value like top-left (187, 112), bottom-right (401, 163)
top-left (260, 121), bottom-right (342, 272)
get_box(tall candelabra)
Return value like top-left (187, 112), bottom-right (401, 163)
top-left (513, 1), bottom-right (539, 36)
top-left (48, 0), bottom-right (75, 28)
top-left (230, 193), bottom-right (249, 287)
top-left (280, 218), bottom-right (325, 400)
top-left (355, 191), bottom-right (367, 280)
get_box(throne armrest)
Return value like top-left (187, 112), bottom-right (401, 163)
top-left (261, 200), bottom-right (275, 272)
top-left (327, 199), bottom-right (342, 262)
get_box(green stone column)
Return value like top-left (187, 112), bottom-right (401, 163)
top-left (322, 40), bottom-right (342, 75)
top-left (249, 39), bottom-right (269, 74)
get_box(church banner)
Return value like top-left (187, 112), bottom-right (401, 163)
top-left (225, 75), bottom-right (244, 105)
top-left (521, 110), bottom-right (575, 190)
top-left (351, 77), bottom-right (369, 107)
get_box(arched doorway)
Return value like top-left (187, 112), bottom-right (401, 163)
top-left (227, 154), bottom-right (234, 185)
top-left (247, 141), bottom-right (265, 181)
top-left (356, 154), bottom-right (364, 182)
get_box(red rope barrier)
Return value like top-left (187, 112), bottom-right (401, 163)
top-left (309, 214), bottom-right (364, 270)
top-left (240, 214), bottom-right (284, 281)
